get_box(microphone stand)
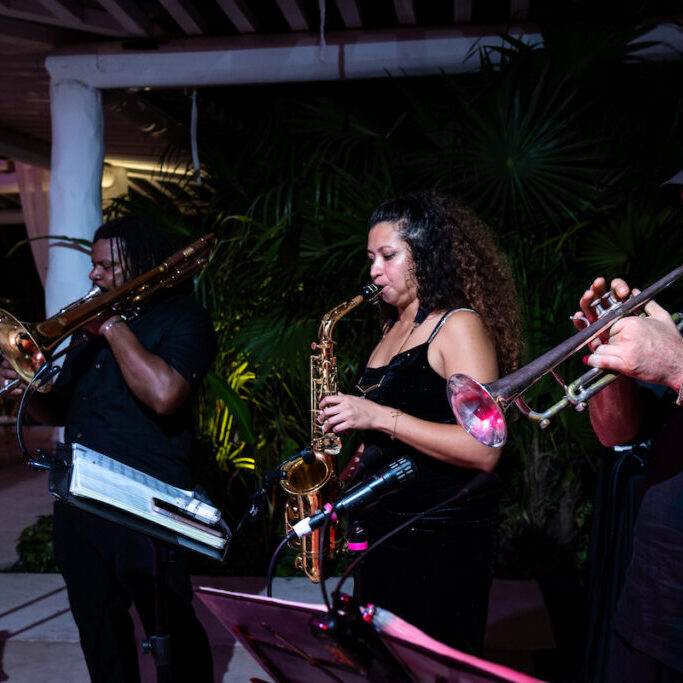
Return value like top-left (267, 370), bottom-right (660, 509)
top-left (234, 463), bottom-right (286, 538)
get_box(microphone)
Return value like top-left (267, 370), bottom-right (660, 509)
top-left (286, 457), bottom-right (417, 541)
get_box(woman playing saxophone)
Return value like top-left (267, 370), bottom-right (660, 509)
top-left (318, 192), bottom-right (523, 653)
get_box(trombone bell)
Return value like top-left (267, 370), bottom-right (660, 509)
top-left (0, 310), bottom-right (48, 385)
top-left (447, 374), bottom-right (508, 448)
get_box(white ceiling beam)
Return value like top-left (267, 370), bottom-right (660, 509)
top-left (214, 0), bottom-right (257, 33)
top-left (334, 0), bottom-right (361, 29)
top-left (0, 0), bottom-right (129, 36)
top-left (453, 0), bottom-right (472, 23)
top-left (44, 22), bottom-right (683, 92)
top-left (46, 26), bottom-right (545, 89)
top-left (94, 0), bottom-right (152, 36)
top-left (275, 0), bottom-right (310, 32)
top-left (394, 0), bottom-right (415, 26)
top-left (158, 0), bottom-right (206, 36)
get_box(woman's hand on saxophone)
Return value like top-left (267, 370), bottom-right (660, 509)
top-left (318, 394), bottom-right (386, 433)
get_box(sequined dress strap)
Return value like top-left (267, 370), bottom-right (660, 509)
top-left (427, 308), bottom-right (477, 344)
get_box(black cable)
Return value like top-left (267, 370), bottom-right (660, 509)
top-left (266, 535), bottom-right (289, 599)
top-left (318, 516), bottom-right (331, 612)
top-left (16, 362), bottom-right (57, 458)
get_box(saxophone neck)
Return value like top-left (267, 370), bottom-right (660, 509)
top-left (317, 284), bottom-right (382, 341)
top-left (318, 294), bottom-right (363, 342)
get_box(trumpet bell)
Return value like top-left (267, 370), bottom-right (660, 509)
top-left (447, 374), bottom-right (508, 448)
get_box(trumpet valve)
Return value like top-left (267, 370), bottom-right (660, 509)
top-left (591, 291), bottom-right (620, 317)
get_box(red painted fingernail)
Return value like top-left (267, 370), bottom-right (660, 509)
top-left (582, 355), bottom-right (590, 364)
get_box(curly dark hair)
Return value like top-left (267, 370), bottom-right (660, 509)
top-left (369, 192), bottom-right (523, 375)
top-left (93, 216), bottom-right (174, 287)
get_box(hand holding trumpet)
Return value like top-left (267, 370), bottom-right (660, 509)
top-left (575, 276), bottom-right (683, 392)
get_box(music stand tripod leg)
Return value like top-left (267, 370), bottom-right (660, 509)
top-left (141, 541), bottom-right (173, 683)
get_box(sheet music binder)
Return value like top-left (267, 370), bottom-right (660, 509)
top-left (48, 442), bottom-right (231, 561)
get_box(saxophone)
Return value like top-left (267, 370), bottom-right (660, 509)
top-left (281, 283), bottom-right (383, 583)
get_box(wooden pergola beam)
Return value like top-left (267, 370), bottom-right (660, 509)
top-left (214, 0), bottom-right (257, 33)
top-left (453, 0), bottom-right (472, 23)
top-left (334, 0), bottom-right (361, 29)
top-left (275, 0), bottom-right (310, 32)
top-left (157, 0), bottom-right (206, 36)
top-left (0, 0), bottom-right (127, 36)
top-left (394, 0), bottom-right (415, 26)
top-left (94, 0), bottom-right (152, 36)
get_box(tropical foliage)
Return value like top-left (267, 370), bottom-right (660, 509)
top-left (98, 20), bottom-right (683, 579)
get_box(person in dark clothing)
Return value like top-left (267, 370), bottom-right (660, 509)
top-left (577, 274), bottom-right (683, 683)
top-left (1, 216), bottom-right (216, 683)
top-left (318, 192), bottom-right (523, 653)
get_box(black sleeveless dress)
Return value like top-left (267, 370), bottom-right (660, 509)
top-left (352, 310), bottom-right (499, 654)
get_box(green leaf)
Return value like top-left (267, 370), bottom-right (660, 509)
top-left (205, 372), bottom-right (256, 446)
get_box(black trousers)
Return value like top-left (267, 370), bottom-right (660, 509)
top-left (606, 632), bottom-right (683, 683)
top-left (355, 506), bottom-right (499, 655)
top-left (53, 502), bottom-right (213, 683)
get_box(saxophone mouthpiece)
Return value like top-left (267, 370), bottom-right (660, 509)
top-left (362, 283), bottom-right (383, 301)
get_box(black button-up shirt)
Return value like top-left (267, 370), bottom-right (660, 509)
top-left (54, 293), bottom-right (217, 488)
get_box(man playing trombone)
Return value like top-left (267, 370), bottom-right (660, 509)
top-left (1, 216), bottom-right (216, 683)
top-left (578, 276), bottom-right (683, 683)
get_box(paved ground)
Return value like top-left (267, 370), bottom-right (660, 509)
top-left (0, 429), bottom-right (555, 682)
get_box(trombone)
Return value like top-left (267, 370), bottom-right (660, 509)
top-left (447, 263), bottom-right (683, 447)
top-left (0, 234), bottom-right (215, 397)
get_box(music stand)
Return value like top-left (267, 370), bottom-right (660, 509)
top-left (46, 443), bottom-right (231, 682)
top-left (195, 587), bottom-right (546, 683)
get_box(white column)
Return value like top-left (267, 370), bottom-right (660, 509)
top-left (46, 79), bottom-right (103, 316)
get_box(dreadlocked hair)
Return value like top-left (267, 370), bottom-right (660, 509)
top-left (93, 216), bottom-right (174, 286)
top-left (369, 192), bottom-right (523, 376)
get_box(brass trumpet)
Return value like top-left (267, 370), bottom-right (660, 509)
top-left (0, 234), bottom-right (215, 396)
top-left (447, 263), bottom-right (683, 447)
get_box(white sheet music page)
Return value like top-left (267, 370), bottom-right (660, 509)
top-left (68, 443), bottom-right (225, 550)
